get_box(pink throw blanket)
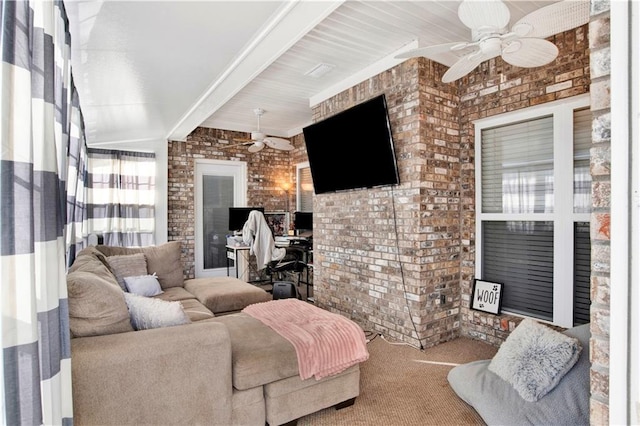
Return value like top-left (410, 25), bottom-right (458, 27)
top-left (242, 299), bottom-right (369, 380)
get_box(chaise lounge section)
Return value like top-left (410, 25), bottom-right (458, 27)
top-left (67, 242), bottom-right (366, 425)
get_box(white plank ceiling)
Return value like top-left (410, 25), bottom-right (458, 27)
top-left (66, 0), bottom-right (566, 148)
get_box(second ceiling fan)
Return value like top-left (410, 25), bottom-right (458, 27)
top-left (396, 0), bottom-right (589, 83)
top-left (224, 108), bottom-right (294, 153)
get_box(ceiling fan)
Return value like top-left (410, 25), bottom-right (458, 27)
top-left (222, 108), bottom-right (294, 153)
top-left (396, 0), bottom-right (589, 83)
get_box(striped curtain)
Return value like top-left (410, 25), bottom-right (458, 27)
top-left (66, 86), bottom-right (90, 266)
top-left (87, 148), bottom-right (156, 247)
top-left (1, 0), bottom-right (76, 424)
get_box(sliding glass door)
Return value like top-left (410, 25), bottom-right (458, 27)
top-left (195, 160), bottom-right (247, 277)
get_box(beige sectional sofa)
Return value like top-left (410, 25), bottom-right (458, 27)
top-left (67, 242), bottom-right (361, 425)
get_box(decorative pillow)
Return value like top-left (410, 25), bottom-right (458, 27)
top-left (106, 253), bottom-right (148, 291)
top-left (67, 270), bottom-right (134, 338)
top-left (123, 293), bottom-right (190, 330)
top-left (96, 242), bottom-right (184, 289)
top-left (488, 318), bottom-right (582, 402)
top-left (124, 273), bottom-right (163, 297)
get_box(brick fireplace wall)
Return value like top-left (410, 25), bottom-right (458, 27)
top-left (167, 127), bottom-right (297, 278)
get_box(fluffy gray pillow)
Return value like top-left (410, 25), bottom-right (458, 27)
top-left (488, 318), bottom-right (582, 402)
top-left (123, 293), bottom-right (190, 330)
top-left (106, 253), bottom-right (148, 291)
top-left (124, 273), bottom-right (163, 297)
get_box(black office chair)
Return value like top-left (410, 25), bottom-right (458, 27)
top-left (266, 246), bottom-right (306, 286)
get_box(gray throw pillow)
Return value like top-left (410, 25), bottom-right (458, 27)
top-left (488, 318), bottom-right (582, 402)
top-left (124, 273), bottom-right (163, 297)
top-left (106, 253), bottom-right (148, 291)
top-left (123, 293), bottom-right (190, 330)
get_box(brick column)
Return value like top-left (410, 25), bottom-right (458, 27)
top-left (588, 0), bottom-right (611, 422)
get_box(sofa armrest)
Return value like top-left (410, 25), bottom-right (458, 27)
top-left (71, 321), bottom-right (233, 425)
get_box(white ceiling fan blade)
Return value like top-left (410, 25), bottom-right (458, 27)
top-left (511, 0), bottom-right (589, 39)
top-left (264, 137), bottom-right (294, 151)
top-left (247, 141), bottom-right (265, 153)
top-left (501, 38), bottom-right (558, 68)
top-left (442, 50), bottom-right (498, 83)
top-left (458, 0), bottom-right (510, 31)
top-left (395, 42), bottom-right (475, 59)
top-left (219, 141), bottom-right (252, 150)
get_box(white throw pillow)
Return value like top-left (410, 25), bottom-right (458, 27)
top-left (123, 293), bottom-right (190, 330)
top-left (124, 273), bottom-right (163, 297)
top-left (488, 318), bottom-right (582, 402)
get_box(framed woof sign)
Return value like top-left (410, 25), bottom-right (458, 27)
top-left (471, 279), bottom-right (504, 315)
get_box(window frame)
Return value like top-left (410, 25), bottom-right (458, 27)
top-left (474, 94), bottom-right (590, 327)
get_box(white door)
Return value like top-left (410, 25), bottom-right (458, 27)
top-left (195, 160), bottom-right (247, 277)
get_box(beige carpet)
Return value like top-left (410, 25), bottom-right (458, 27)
top-left (297, 335), bottom-right (498, 426)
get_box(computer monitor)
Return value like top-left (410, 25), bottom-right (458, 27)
top-left (228, 207), bottom-right (264, 232)
top-left (293, 212), bottom-right (312, 235)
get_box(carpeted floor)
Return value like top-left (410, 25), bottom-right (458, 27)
top-left (297, 335), bottom-right (498, 426)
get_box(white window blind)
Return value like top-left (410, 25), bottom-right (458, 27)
top-left (573, 108), bottom-right (592, 213)
top-left (297, 165), bottom-right (313, 212)
top-left (481, 116), bottom-right (554, 214)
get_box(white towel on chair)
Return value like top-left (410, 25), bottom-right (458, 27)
top-left (242, 210), bottom-right (286, 270)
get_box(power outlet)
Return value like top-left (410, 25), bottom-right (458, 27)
top-left (440, 294), bottom-right (446, 305)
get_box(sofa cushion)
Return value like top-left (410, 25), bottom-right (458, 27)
top-left (124, 293), bottom-right (191, 330)
top-left (448, 323), bottom-right (590, 425)
top-left (210, 313), bottom-right (299, 390)
top-left (184, 277), bottom-right (272, 314)
top-left (96, 241), bottom-right (184, 289)
top-left (67, 270), bottom-right (134, 338)
top-left (69, 246), bottom-right (117, 280)
top-left (106, 253), bottom-right (148, 291)
top-left (153, 286), bottom-right (197, 302)
top-left (178, 299), bottom-right (215, 322)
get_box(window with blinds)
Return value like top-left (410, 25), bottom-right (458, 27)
top-left (297, 163), bottom-right (313, 212)
top-left (481, 116), bottom-right (554, 214)
top-left (476, 96), bottom-right (591, 327)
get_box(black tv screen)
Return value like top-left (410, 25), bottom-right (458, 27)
top-left (293, 211), bottom-right (313, 231)
top-left (302, 94), bottom-right (399, 194)
top-left (228, 207), bottom-right (264, 231)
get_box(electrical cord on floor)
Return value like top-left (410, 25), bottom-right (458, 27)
top-left (389, 185), bottom-right (425, 351)
top-left (364, 331), bottom-right (380, 344)
top-left (380, 334), bottom-right (416, 347)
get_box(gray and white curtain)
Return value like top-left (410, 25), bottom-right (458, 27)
top-left (87, 148), bottom-right (156, 247)
top-left (2, 0), bottom-right (76, 423)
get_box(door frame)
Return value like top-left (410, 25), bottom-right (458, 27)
top-left (194, 159), bottom-right (247, 278)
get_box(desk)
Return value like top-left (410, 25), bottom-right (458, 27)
top-left (226, 245), bottom-right (250, 280)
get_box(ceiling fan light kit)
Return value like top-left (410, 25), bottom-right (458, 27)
top-left (396, 0), bottom-right (589, 83)
top-left (220, 108), bottom-right (294, 153)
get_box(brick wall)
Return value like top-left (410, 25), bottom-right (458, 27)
top-left (167, 127), bottom-right (296, 278)
top-left (310, 59), bottom-right (462, 348)
top-left (588, 0), bottom-right (611, 422)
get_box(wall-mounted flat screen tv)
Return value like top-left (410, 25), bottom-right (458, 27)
top-left (302, 94), bottom-right (400, 194)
